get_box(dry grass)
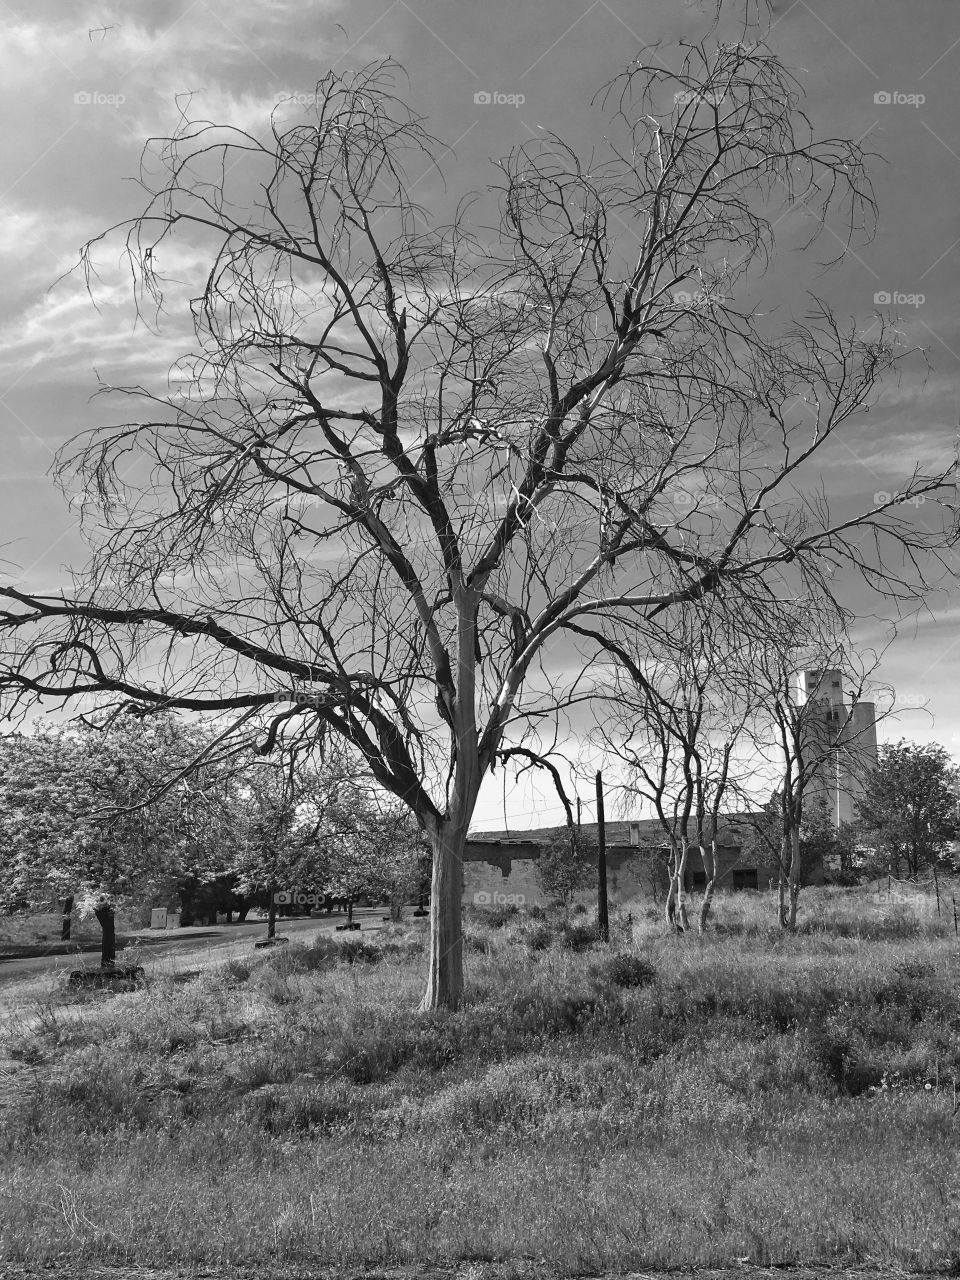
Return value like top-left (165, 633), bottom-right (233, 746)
top-left (1, 891), bottom-right (960, 1274)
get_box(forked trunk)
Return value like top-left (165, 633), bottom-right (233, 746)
top-left (664, 846), bottom-right (679, 927)
top-left (698, 841), bottom-right (716, 936)
top-left (778, 826), bottom-right (802, 929)
top-left (94, 904), bottom-right (116, 967)
top-left (420, 821), bottom-right (465, 1012)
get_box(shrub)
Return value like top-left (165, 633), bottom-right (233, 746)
top-left (589, 952), bottom-right (656, 990)
top-left (336, 936), bottom-right (383, 965)
top-left (523, 922), bottom-right (554, 951)
top-left (223, 959), bottom-right (251, 984)
top-left (561, 921), bottom-right (599, 951)
top-left (484, 902), bottom-right (521, 929)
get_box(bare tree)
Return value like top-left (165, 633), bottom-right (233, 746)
top-left (742, 609), bottom-right (892, 928)
top-left (585, 610), bottom-right (752, 934)
top-left (0, 47), bottom-right (954, 1008)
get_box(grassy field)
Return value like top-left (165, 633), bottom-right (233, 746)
top-left (1, 886), bottom-right (959, 1275)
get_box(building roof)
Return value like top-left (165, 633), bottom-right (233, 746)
top-left (468, 816), bottom-right (757, 848)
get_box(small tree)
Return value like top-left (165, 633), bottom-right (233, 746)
top-left (587, 611), bottom-right (750, 934)
top-left (536, 827), bottom-right (595, 910)
top-left (855, 740), bottom-right (960, 877)
top-left (0, 714), bottom-right (227, 965)
top-left (744, 613), bottom-right (889, 928)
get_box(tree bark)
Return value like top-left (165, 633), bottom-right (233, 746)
top-left (94, 904), bottom-right (116, 967)
top-left (698, 841), bottom-right (716, 936)
top-left (596, 771), bottom-right (609, 942)
top-left (419, 820), bottom-right (465, 1012)
top-left (779, 825), bottom-right (802, 929)
top-left (675, 846), bottom-right (690, 931)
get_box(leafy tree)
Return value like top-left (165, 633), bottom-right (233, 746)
top-left (855, 740), bottom-right (960, 877)
top-left (317, 797), bottom-right (430, 921)
top-left (0, 714), bottom-right (230, 964)
top-left (0, 44), bottom-right (954, 1008)
top-left (536, 827), bottom-right (595, 910)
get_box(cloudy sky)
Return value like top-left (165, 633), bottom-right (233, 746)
top-left (1, 0), bottom-right (959, 829)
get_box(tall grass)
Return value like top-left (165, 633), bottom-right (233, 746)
top-left (2, 891), bottom-right (960, 1273)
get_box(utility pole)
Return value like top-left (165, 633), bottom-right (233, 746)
top-left (596, 770), bottom-right (609, 942)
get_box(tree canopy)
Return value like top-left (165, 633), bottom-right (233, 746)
top-left (0, 46), bottom-right (954, 1006)
top-left (855, 740), bottom-right (960, 877)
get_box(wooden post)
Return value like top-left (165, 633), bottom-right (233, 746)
top-left (934, 863), bottom-right (941, 917)
top-left (267, 881), bottom-right (277, 940)
top-left (60, 895), bottom-right (74, 942)
top-left (596, 770), bottom-right (609, 943)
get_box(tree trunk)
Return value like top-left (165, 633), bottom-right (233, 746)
top-left (787, 825), bottom-right (802, 928)
top-left (596, 771), bottom-right (609, 942)
top-left (675, 846), bottom-right (690, 931)
top-left (94, 904), bottom-right (116, 967)
top-left (60, 895), bottom-right (74, 942)
top-left (698, 842), bottom-right (716, 936)
top-left (267, 881), bottom-right (276, 940)
top-left (420, 821), bottom-right (465, 1012)
top-left (779, 826), bottom-right (802, 929)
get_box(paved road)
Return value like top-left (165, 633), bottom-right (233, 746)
top-left (0, 908), bottom-right (389, 986)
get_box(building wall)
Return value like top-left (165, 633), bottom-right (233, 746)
top-left (462, 818), bottom-right (797, 908)
top-left (798, 670), bottom-right (878, 829)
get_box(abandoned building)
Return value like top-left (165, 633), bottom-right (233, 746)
top-left (464, 816), bottom-right (824, 909)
